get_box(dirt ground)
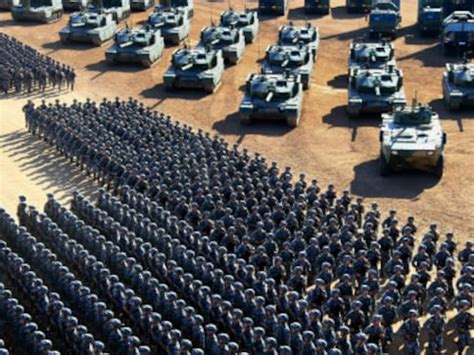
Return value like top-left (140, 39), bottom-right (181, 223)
top-left (1, 0), bottom-right (473, 239)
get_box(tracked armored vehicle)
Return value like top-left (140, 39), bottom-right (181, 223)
top-left (348, 39), bottom-right (396, 76)
top-left (346, 0), bottom-right (371, 13)
top-left (442, 11), bottom-right (474, 55)
top-left (198, 25), bottom-right (245, 65)
top-left (278, 22), bottom-right (320, 60)
top-left (443, 61), bottom-right (474, 110)
top-left (369, 0), bottom-right (401, 39)
top-left (239, 73), bottom-right (304, 127)
top-left (347, 66), bottom-right (406, 116)
top-left (11, 0), bottom-right (63, 23)
top-left (417, 0), bottom-right (443, 34)
top-left (148, 6), bottom-right (190, 44)
top-left (62, 0), bottom-right (89, 11)
top-left (0, 0), bottom-right (19, 10)
top-left (258, 0), bottom-right (287, 16)
top-left (261, 44), bottom-right (314, 90)
top-left (380, 101), bottom-right (446, 177)
top-left (220, 8), bottom-right (259, 44)
top-left (59, 9), bottom-right (116, 45)
top-left (163, 46), bottom-right (224, 93)
top-left (304, 0), bottom-right (330, 15)
top-left (100, 0), bottom-right (130, 22)
top-left (105, 27), bottom-right (164, 67)
top-left (160, 0), bottom-right (192, 17)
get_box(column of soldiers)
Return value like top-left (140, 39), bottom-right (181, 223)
top-left (17, 98), bottom-right (474, 354)
top-left (0, 33), bottom-right (75, 95)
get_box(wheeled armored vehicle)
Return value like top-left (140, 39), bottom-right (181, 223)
top-left (198, 25), bottom-right (245, 65)
top-left (348, 39), bottom-right (396, 76)
top-left (220, 8), bottom-right (259, 44)
top-left (258, 0), bottom-right (287, 16)
top-left (346, 0), bottom-right (371, 13)
top-left (105, 27), bottom-right (164, 67)
top-left (443, 61), bottom-right (474, 110)
top-left (369, 0), bottom-right (401, 39)
top-left (239, 73), bottom-right (304, 127)
top-left (380, 100), bottom-right (446, 177)
top-left (261, 44), bottom-right (314, 90)
top-left (59, 9), bottom-right (116, 45)
top-left (417, 0), bottom-right (444, 34)
top-left (11, 0), bottom-right (63, 23)
top-left (304, 0), bottom-right (330, 15)
top-left (148, 6), bottom-right (190, 44)
top-left (163, 46), bottom-right (224, 93)
top-left (442, 11), bottom-right (474, 55)
top-left (277, 22), bottom-right (320, 60)
top-left (347, 65), bottom-right (406, 116)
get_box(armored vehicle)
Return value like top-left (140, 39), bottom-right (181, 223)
top-left (443, 61), bottom-right (474, 110)
top-left (148, 6), bottom-right (190, 45)
top-left (11, 0), bottom-right (63, 23)
top-left (59, 9), bottom-right (116, 45)
top-left (278, 22), bottom-right (320, 61)
top-left (348, 39), bottom-right (396, 76)
top-left (239, 73), bottom-right (304, 127)
top-left (347, 66), bottom-right (406, 116)
top-left (258, 0), bottom-right (287, 16)
top-left (160, 0), bottom-right (192, 17)
top-left (417, 0), bottom-right (444, 34)
top-left (442, 11), bottom-right (474, 55)
top-left (261, 44), bottom-right (314, 90)
top-left (163, 46), bottom-right (224, 93)
top-left (304, 0), bottom-right (330, 15)
top-left (380, 101), bottom-right (446, 177)
top-left (346, 0), bottom-right (371, 13)
top-left (62, 0), bottom-right (89, 11)
top-left (105, 27), bottom-right (164, 67)
top-left (443, 0), bottom-right (474, 17)
top-left (198, 25), bottom-right (245, 65)
top-left (369, 0), bottom-right (401, 39)
top-left (0, 0), bottom-right (20, 10)
top-left (100, 0), bottom-right (130, 22)
top-left (220, 8), bottom-right (259, 44)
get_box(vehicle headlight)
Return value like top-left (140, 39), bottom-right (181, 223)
top-left (392, 151), bottom-right (399, 155)
top-left (426, 151), bottom-right (435, 156)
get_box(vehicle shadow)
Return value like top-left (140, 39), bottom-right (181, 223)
top-left (212, 111), bottom-right (292, 143)
top-left (42, 39), bottom-right (105, 55)
top-left (287, 7), bottom-right (326, 21)
top-left (0, 129), bottom-right (98, 202)
top-left (321, 26), bottom-right (368, 41)
top-left (331, 5), bottom-right (366, 20)
top-left (85, 59), bottom-right (147, 79)
top-left (327, 74), bottom-right (347, 89)
top-left (402, 24), bottom-right (439, 46)
top-left (397, 43), bottom-right (447, 67)
top-left (322, 105), bottom-right (380, 142)
top-left (140, 82), bottom-right (209, 107)
top-left (350, 158), bottom-right (440, 199)
top-left (428, 98), bottom-right (472, 133)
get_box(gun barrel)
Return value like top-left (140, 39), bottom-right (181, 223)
top-left (265, 91), bottom-right (274, 102)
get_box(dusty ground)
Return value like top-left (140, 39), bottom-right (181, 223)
top-left (0, 0), bottom-right (473, 240)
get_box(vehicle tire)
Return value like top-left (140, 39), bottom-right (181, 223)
top-left (448, 99), bottom-right (460, 112)
top-left (92, 38), bottom-right (102, 46)
top-left (60, 36), bottom-right (69, 44)
top-left (142, 59), bottom-right (153, 68)
top-left (435, 155), bottom-right (444, 178)
top-left (287, 113), bottom-right (300, 128)
top-left (380, 153), bottom-right (391, 176)
top-left (240, 113), bottom-right (251, 125)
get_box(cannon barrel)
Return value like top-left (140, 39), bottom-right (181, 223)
top-left (265, 91), bottom-right (274, 102)
top-left (181, 62), bottom-right (193, 71)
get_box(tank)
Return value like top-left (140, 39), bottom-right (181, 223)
top-left (369, 0), bottom-right (401, 39)
top-left (62, 0), bottom-right (89, 11)
top-left (198, 25), bottom-right (245, 65)
top-left (348, 39), bottom-right (396, 76)
top-left (239, 73), bottom-right (304, 127)
top-left (347, 66), bottom-right (406, 116)
top-left (105, 26), bottom-right (164, 67)
top-left (278, 22), bottom-right (320, 61)
top-left (59, 8), bottom-right (116, 45)
top-left (417, 0), bottom-right (443, 34)
top-left (11, 0), bottom-right (63, 23)
top-left (0, 0), bottom-right (20, 10)
top-left (258, 0), bottom-right (287, 16)
top-left (442, 11), bottom-right (474, 56)
top-left (100, 0), bottom-right (130, 22)
top-left (220, 8), bottom-right (259, 44)
top-left (380, 100), bottom-right (446, 177)
top-left (148, 6), bottom-right (190, 45)
top-left (160, 0), bottom-right (192, 17)
top-left (443, 61), bottom-right (474, 110)
top-left (261, 44), bottom-right (314, 90)
top-left (163, 46), bottom-right (224, 93)
top-left (346, 0), bottom-right (371, 13)
top-left (304, 0), bottom-right (330, 15)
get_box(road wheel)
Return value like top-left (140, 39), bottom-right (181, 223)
top-left (435, 155), bottom-right (444, 178)
top-left (240, 113), bottom-right (251, 125)
top-left (380, 153), bottom-right (391, 176)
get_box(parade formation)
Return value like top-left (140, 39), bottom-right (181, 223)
top-left (0, 0), bottom-right (473, 354)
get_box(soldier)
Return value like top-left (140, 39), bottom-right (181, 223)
top-left (454, 300), bottom-right (471, 355)
top-left (424, 305), bottom-right (445, 355)
top-left (399, 310), bottom-right (420, 355)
